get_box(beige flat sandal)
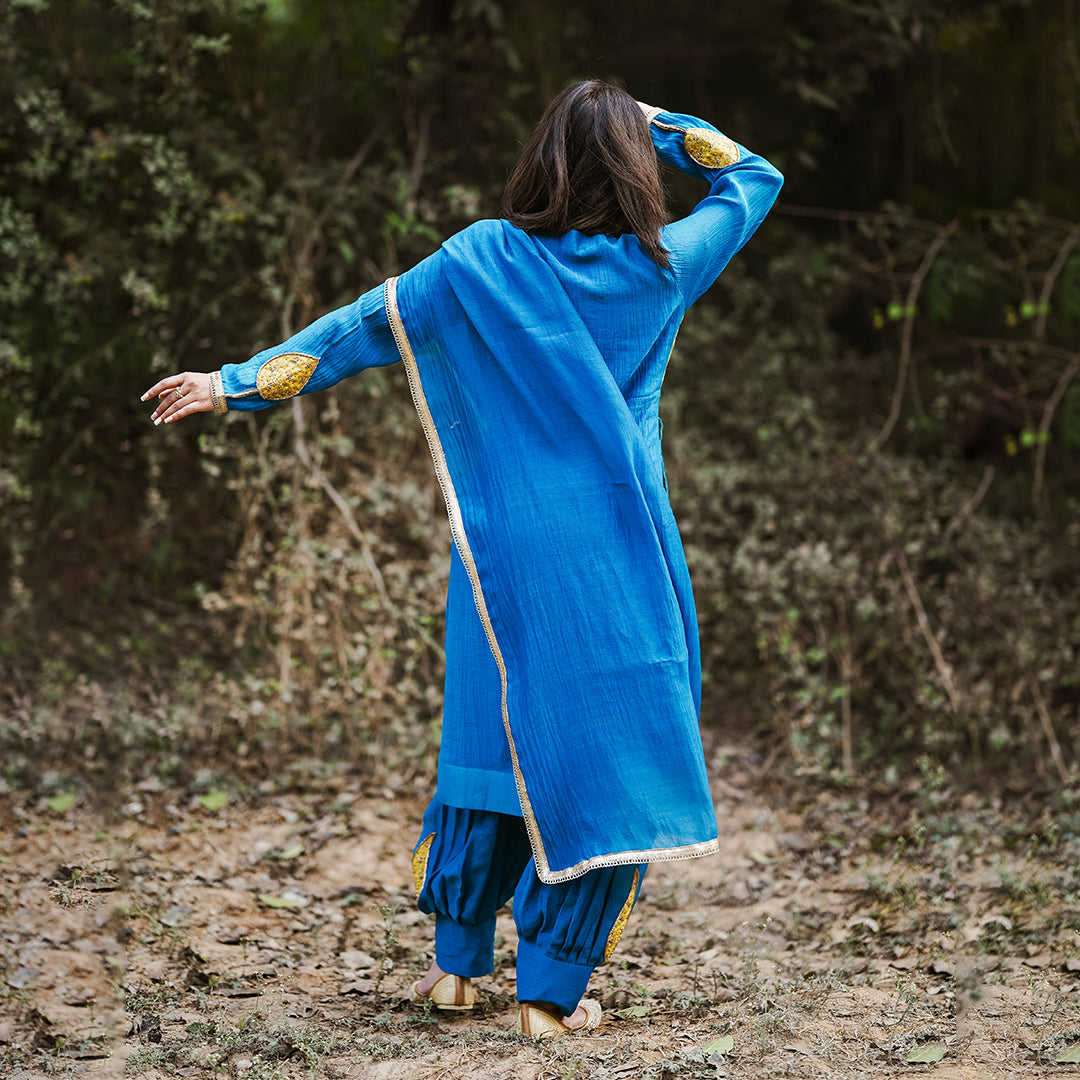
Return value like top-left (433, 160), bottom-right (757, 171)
top-left (409, 973), bottom-right (476, 1011)
top-left (519, 999), bottom-right (602, 1037)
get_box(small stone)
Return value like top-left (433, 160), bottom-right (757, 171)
top-left (777, 832), bottom-right (813, 853)
top-left (339, 950), bottom-right (378, 971)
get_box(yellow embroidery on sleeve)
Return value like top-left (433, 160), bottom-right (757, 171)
top-left (684, 128), bottom-right (740, 170)
top-left (412, 833), bottom-right (435, 896)
top-left (603, 868), bottom-right (640, 962)
top-left (255, 351), bottom-right (319, 400)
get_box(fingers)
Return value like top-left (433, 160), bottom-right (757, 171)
top-left (142, 372), bottom-right (214, 425)
top-left (150, 382), bottom-right (189, 425)
top-left (153, 395), bottom-right (201, 426)
top-left (141, 377), bottom-right (173, 402)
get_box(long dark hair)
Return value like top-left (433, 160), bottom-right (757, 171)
top-left (501, 80), bottom-right (669, 269)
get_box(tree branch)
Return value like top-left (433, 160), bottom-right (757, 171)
top-left (1033, 358), bottom-right (1080, 506)
top-left (895, 548), bottom-right (960, 715)
top-left (1035, 225), bottom-right (1080, 340)
top-left (945, 465), bottom-right (995, 537)
top-left (867, 224), bottom-right (956, 455)
top-left (1028, 673), bottom-right (1069, 784)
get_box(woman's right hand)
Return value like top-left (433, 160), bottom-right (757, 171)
top-left (141, 372), bottom-right (213, 425)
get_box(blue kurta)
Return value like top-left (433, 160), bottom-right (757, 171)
top-left (220, 110), bottom-right (783, 882)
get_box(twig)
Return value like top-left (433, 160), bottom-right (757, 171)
top-left (755, 736), bottom-right (787, 780)
top-left (1065, 0), bottom-right (1080, 150)
top-left (945, 465), bottom-right (995, 536)
top-left (1027, 674), bottom-right (1069, 784)
top-left (290, 396), bottom-right (390, 605)
top-left (1033, 358), bottom-right (1080, 506)
top-left (971, 208), bottom-right (1080, 234)
top-left (315, 125), bottom-right (384, 233)
top-left (836, 594), bottom-right (854, 777)
top-left (957, 336), bottom-right (1080, 365)
top-left (868, 224), bottom-right (957, 454)
top-left (404, 105), bottom-right (433, 218)
top-left (1034, 226), bottom-right (1080, 340)
top-left (776, 204), bottom-right (945, 233)
top-left (276, 129), bottom-right (392, 606)
top-left (895, 548), bottom-right (960, 714)
top-left (932, 52), bottom-right (961, 169)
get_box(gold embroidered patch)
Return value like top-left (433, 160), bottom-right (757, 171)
top-left (684, 128), bottom-right (739, 170)
top-left (255, 351), bottom-right (319, 400)
top-left (603, 868), bottom-right (640, 962)
top-left (412, 833), bottom-right (435, 896)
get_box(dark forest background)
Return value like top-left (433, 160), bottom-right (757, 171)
top-left (1, 0), bottom-right (1078, 804)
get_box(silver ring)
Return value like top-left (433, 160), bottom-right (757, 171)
top-left (174, 387), bottom-right (185, 399)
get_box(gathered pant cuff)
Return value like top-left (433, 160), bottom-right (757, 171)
top-left (515, 938), bottom-right (594, 1017)
top-left (434, 916), bottom-right (497, 978)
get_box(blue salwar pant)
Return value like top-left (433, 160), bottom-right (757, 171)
top-left (413, 798), bottom-right (646, 1016)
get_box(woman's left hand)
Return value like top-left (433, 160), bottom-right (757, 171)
top-left (141, 372), bottom-right (213, 425)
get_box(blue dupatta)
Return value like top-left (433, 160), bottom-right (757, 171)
top-left (386, 220), bottom-right (718, 882)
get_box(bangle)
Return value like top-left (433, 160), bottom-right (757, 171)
top-left (209, 370), bottom-right (228, 413)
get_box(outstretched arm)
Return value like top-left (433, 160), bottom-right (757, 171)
top-left (141, 283), bottom-right (398, 424)
top-left (638, 102), bottom-right (783, 307)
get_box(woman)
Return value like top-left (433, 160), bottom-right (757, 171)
top-left (144, 80), bottom-right (782, 1036)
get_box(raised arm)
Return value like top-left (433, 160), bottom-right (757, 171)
top-left (142, 283), bottom-right (397, 424)
top-left (638, 103), bottom-right (783, 307)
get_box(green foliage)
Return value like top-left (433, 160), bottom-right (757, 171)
top-left (664, 218), bottom-right (1078, 778)
top-left (0, 0), bottom-right (1076, 791)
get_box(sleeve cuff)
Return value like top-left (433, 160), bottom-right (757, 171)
top-left (208, 369), bottom-right (228, 413)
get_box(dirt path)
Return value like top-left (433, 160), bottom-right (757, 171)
top-left (1, 771), bottom-right (1077, 1079)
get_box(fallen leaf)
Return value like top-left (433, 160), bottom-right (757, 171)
top-left (216, 983), bottom-right (269, 998)
top-left (59, 1043), bottom-right (111, 1060)
top-left (1057, 1045), bottom-right (1080, 1064)
top-left (265, 842), bottom-right (304, 861)
top-left (776, 831), bottom-right (812, 852)
top-left (46, 793), bottom-right (76, 814)
top-left (703, 1035), bottom-right (734, 1054)
top-left (611, 1005), bottom-right (651, 1020)
top-left (848, 916), bottom-right (880, 934)
top-left (258, 894), bottom-right (299, 909)
top-left (199, 791), bottom-right (229, 812)
top-left (889, 955), bottom-right (920, 970)
top-left (906, 1044), bottom-right (946, 1063)
top-left (161, 905), bottom-right (193, 927)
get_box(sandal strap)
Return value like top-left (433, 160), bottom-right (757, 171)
top-left (519, 1000), bottom-right (602, 1037)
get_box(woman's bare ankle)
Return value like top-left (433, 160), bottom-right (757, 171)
top-left (414, 959), bottom-right (447, 996)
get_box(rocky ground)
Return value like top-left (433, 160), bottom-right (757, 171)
top-left (1, 765), bottom-right (1078, 1079)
